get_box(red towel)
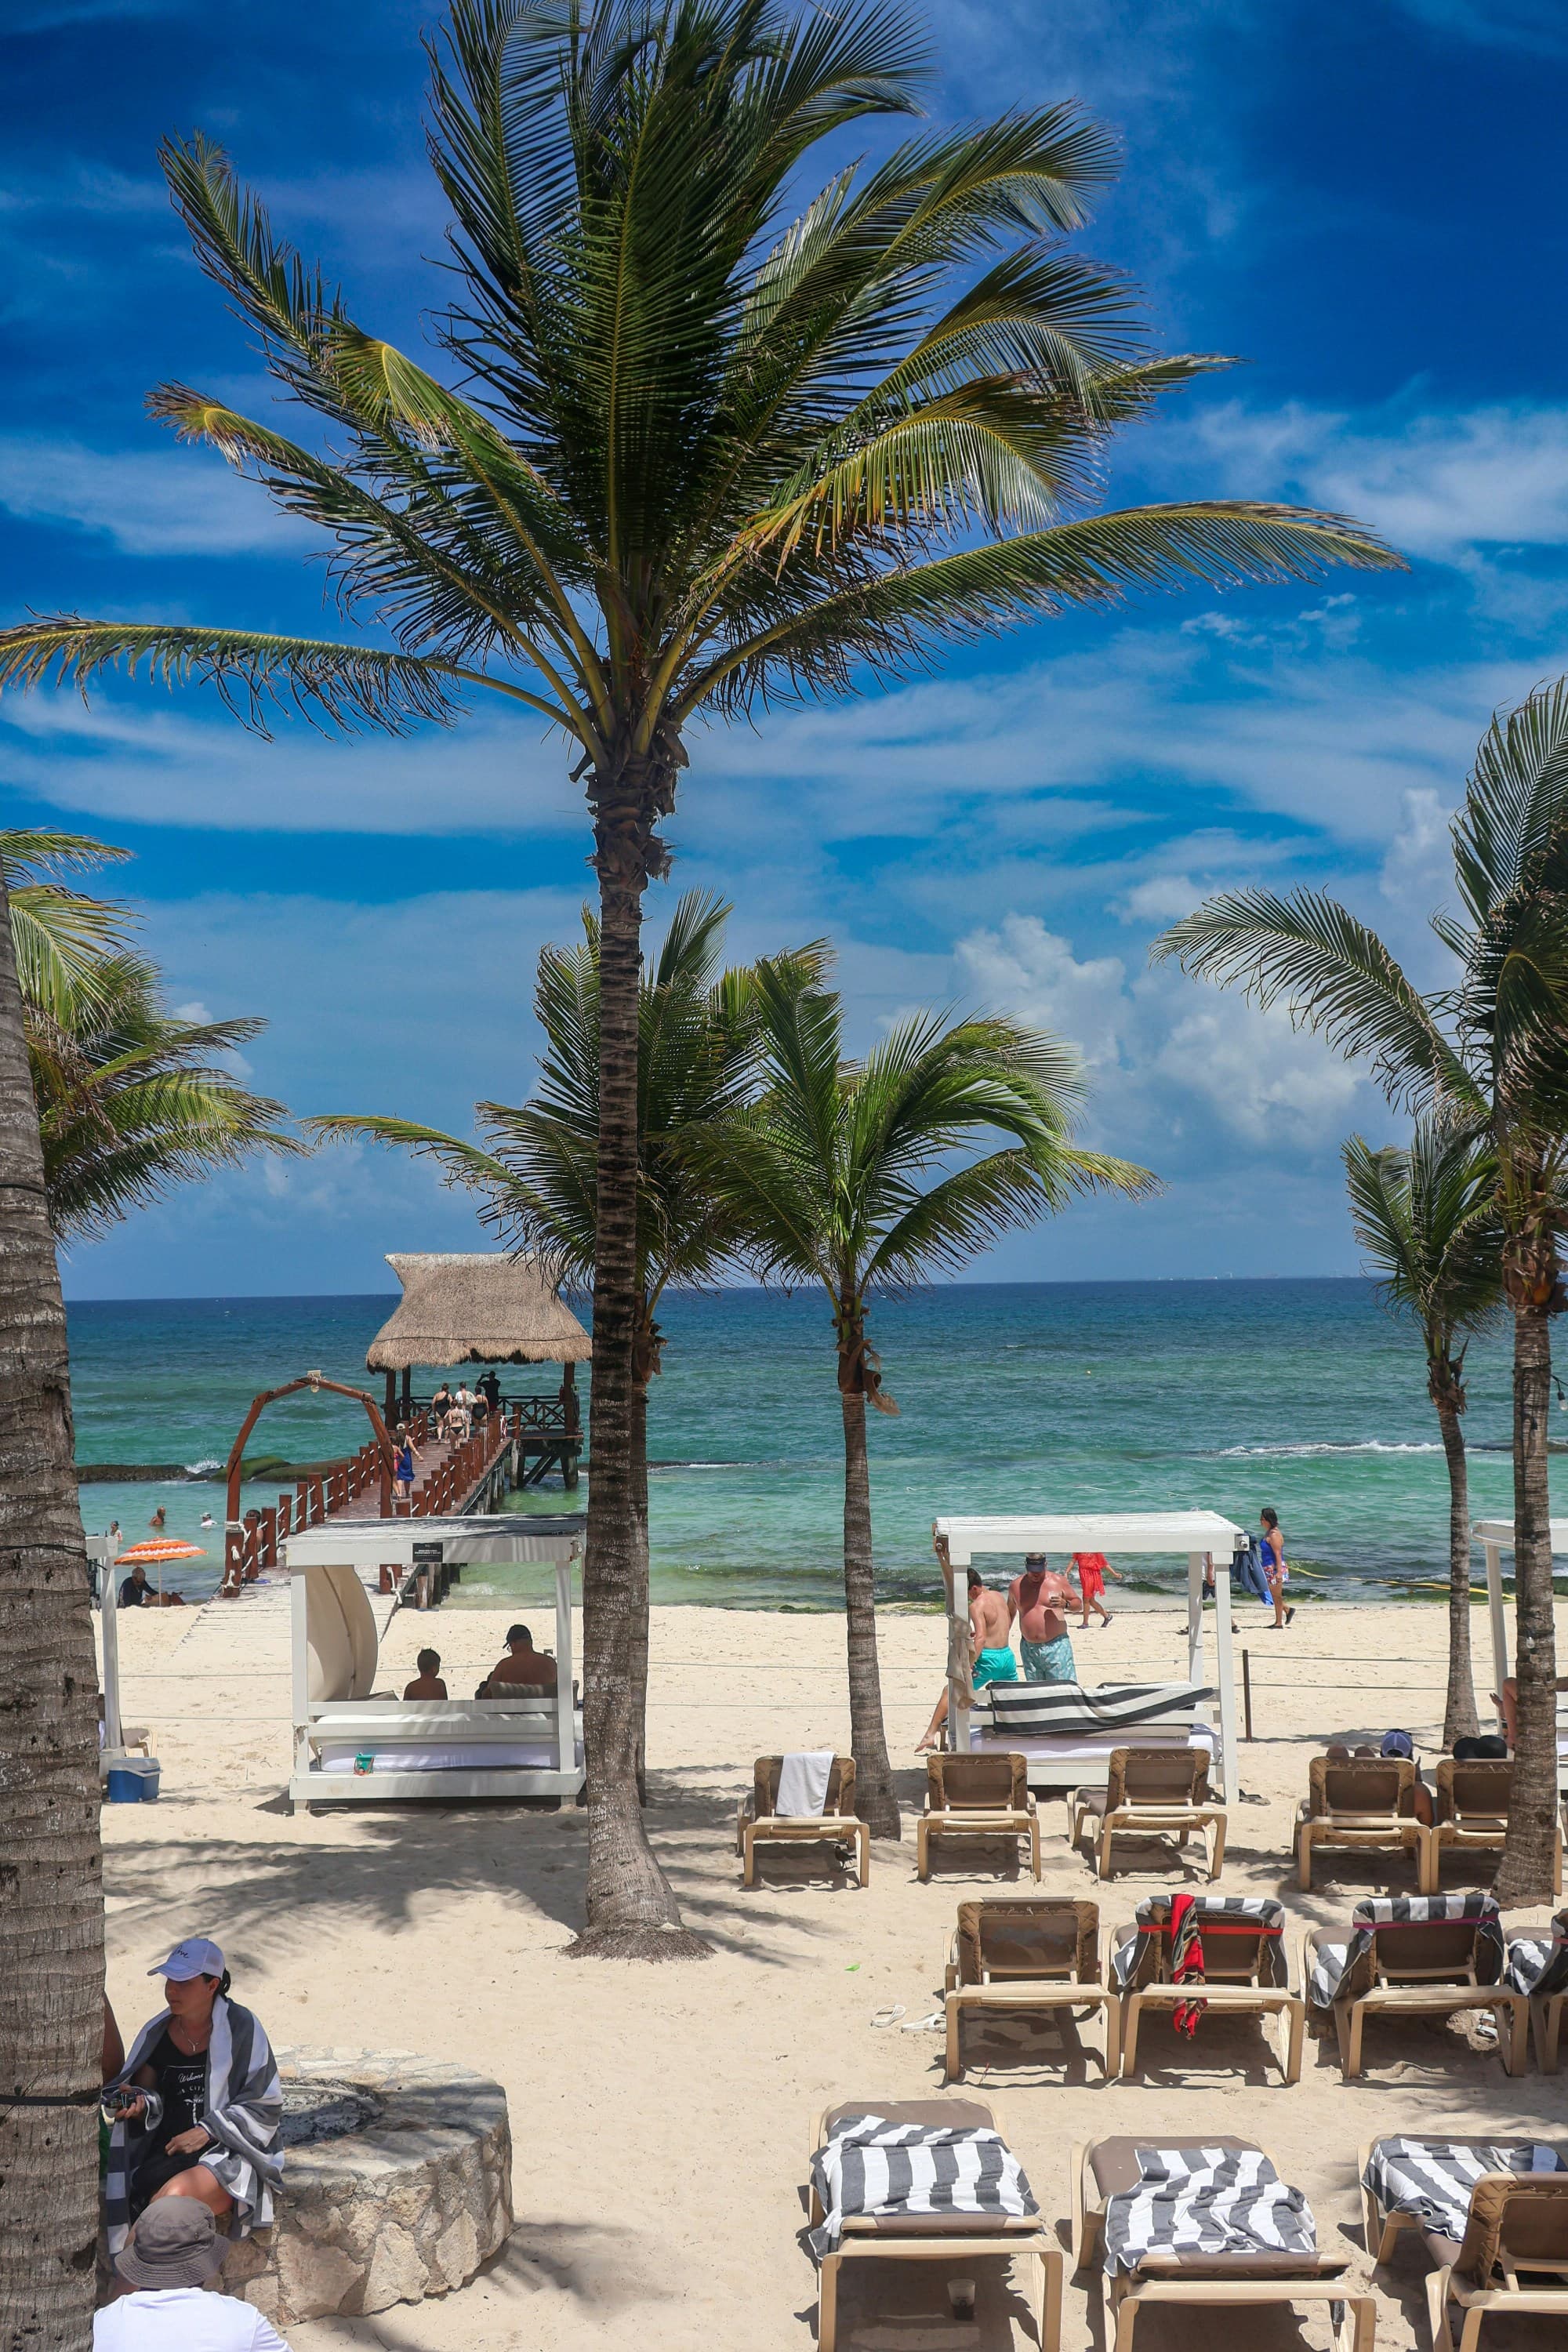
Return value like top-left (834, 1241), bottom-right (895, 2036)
top-left (1170, 1892), bottom-right (1207, 2037)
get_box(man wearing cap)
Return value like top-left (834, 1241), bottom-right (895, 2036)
top-left (476, 1623), bottom-right (557, 1697)
top-left (96, 2200), bottom-right (289, 2347)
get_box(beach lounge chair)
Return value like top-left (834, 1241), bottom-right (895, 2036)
top-left (1506, 1910), bottom-right (1568, 2071)
top-left (1361, 2134), bottom-right (1568, 2351)
top-left (917, 1751), bottom-right (1040, 1882)
top-left (1111, 1895), bottom-right (1303, 2082)
top-left (738, 1755), bottom-right (868, 1888)
top-left (1295, 1753), bottom-right (1430, 1893)
top-left (943, 1896), bottom-right (1120, 2081)
top-left (808, 2099), bottom-right (1062, 2352)
top-left (1071, 2135), bottom-right (1374, 2352)
top-left (1304, 1894), bottom-right (1528, 2078)
top-left (1069, 1747), bottom-right (1227, 1881)
top-left (1428, 1758), bottom-right (1563, 1895)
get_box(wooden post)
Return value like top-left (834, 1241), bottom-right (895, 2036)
top-left (383, 1368), bottom-right (397, 1428)
top-left (401, 1366), bottom-right (412, 1420)
top-left (561, 1359), bottom-right (579, 1434)
top-left (1242, 1648), bottom-right (1254, 1741)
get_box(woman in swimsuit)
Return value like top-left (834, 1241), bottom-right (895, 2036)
top-left (1261, 1506), bottom-right (1294, 1628)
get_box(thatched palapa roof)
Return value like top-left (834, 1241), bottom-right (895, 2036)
top-left (366, 1254), bottom-right (591, 1370)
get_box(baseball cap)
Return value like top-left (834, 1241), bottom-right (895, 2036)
top-left (148, 1936), bottom-right (225, 1981)
top-left (1380, 1730), bottom-right (1415, 1761)
top-left (115, 2199), bottom-right (227, 2288)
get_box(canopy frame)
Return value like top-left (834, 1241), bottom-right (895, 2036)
top-left (931, 1511), bottom-right (1246, 1800)
top-left (1471, 1516), bottom-right (1568, 1708)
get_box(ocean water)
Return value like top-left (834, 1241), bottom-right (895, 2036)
top-left (67, 1279), bottom-right (1564, 1608)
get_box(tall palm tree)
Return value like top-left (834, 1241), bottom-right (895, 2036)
top-left (3, 831), bottom-right (297, 1241)
top-left (1156, 681), bottom-right (1568, 1902)
top-left (0, 862), bottom-right (104, 2347)
top-left (1342, 1120), bottom-right (1503, 1746)
top-left (0, 2), bottom-right (1398, 1948)
top-left (315, 891), bottom-right (816, 1809)
top-left (696, 962), bottom-right (1154, 1836)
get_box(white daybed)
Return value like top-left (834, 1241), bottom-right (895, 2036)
top-left (931, 1512), bottom-right (1245, 1799)
top-left (1472, 1515), bottom-right (1568, 1789)
top-left (284, 1514), bottom-right (584, 1809)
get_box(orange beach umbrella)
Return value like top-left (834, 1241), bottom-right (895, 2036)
top-left (114, 1541), bottom-right (207, 1565)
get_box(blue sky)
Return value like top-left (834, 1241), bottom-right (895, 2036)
top-left (6, 0), bottom-right (1568, 1297)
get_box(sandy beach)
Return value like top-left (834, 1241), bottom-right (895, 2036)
top-left (97, 1592), bottom-right (1566, 2352)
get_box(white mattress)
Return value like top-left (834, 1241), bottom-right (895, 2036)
top-left (970, 1724), bottom-right (1215, 1765)
top-left (317, 1740), bottom-right (582, 1774)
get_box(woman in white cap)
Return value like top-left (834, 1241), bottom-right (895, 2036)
top-left (102, 1938), bottom-right (283, 2268)
top-left (96, 2200), bottom-right (287, 2349)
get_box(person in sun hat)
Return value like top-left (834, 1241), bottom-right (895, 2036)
top-left (102, 1938), bottom-right (283, 2266)
top-left (96, 2199), bottom-right (289, 2347)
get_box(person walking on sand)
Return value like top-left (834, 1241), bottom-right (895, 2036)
top-left (1261, 1506), bottom-right (1294, 1628)
top-left (918, 1570), bottom-right (1015, 1750)
top-left (1072, 1550), bottom-right (1121, 1629)
top-left (1009, 1554), bottom-right (1079, 1683)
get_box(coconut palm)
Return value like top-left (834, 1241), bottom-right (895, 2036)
top-left (695, 961), bottom-right (1155, 1836)
top-left (315, 891), bottom-right (818, 1799)
top-left (1343, 1120), bottom-right (1503, 1745)
top-left (0, 2), bottom-right (1398, 1949)
top-left (1156, 681), bottom-right (1568, 1901)
top-left (0, 856), bottom-right (104, 2352)
top-left (2, 831), bottom-right (297, 1242)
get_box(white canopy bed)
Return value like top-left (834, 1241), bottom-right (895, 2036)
top-left (932, 1512), bottom-right (1246, 1798)
top-left (283, 1513), bottom-right (584, 1809)
top-left (1472, 1515), bottom-right (1568, 1786)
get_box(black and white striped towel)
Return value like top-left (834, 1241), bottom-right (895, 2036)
top-left (1112, 1896), bottom-right (1287, 1993)
top-left (1306, 1893), bottom-right (1504, 2014)
top-left (985, 1679), bottom-right (1212, 1740)
top-left (1362, 2137), bottom-right (1566, 2243)
top-left (1505, 1911), bottom-right (1568, 1999)
top-left (1103, 2146), bottom-right (1317, 2277)
top-left (808, 2114), bottom-right (1036, 2259)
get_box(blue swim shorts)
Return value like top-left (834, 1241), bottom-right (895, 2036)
top-left (971, 1646), bottom-right (1018, 1690)
top-left (1020, 1634), bottom-right (1077, 1683)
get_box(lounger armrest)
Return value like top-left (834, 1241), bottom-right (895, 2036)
top-left (1133, 2251), bottom-right (1351, 2280)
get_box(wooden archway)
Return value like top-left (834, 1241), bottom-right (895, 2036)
top-left (225, 1371), bottom-right (395, 1581)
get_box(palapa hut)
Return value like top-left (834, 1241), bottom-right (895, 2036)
top-left (367, 1256), bottom-right (590, 1457)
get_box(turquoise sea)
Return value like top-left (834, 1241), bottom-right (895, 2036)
top-left (67, 1279), bottom-right (1565, 1608)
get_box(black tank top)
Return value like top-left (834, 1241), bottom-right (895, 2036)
top-left (147, 2025), bottom-right (208, 2146)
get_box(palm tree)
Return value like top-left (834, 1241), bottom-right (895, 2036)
top-left (3, 831), bottom-right (297, 1241)
top-left (0, 2), bottom-right (1398, 1949)
top-left (0, 859), bottom-right (104, 2346)
top-left (696, 962), bottom-right (1154, 1836)
top-left (1342, 1120), bottom-right (1503, 1746)
top-left (1155, 681), bottom-right (1568, 1902)
top-left (315, 891), bottom-right (815, 1811)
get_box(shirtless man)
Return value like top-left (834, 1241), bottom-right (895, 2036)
top-left (917, 1571), bottom-right (1015, 1750)
top-left (1010, 1553), bottom-right (1078, 1683)
top-left (476, 1623), bottom-right (557, 1697)
top-left (403, 1647), bottom-right (448, 1700)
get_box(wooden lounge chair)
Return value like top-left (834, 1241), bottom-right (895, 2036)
top-left (943, 1896), bottom-right (1120, 2082)
top-left (1069, 1746), bottom-right (1227, 1881)
top-left (917, 1751), bottom-right (1041, 1882)
top-left (1303, 1896), bottom-right (1528, 2078)
top-left (1112, 1895), bottom-right (1303, 2082)
top-left (737, 1755), bottom-right (868, 1888)
top-left (1071, 2134), bottom-right (1374, 2352)
top-left (1296, 1753), bottom-right (1430, 1893)
top-left (1428, 1758), bottom-right (1563, 1896)
top-left (808, 2098), bottom-right (1062, 2352)
top-left (1360, 2135), bottom-right (1568, 2352)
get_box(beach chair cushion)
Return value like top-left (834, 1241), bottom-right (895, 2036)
top-left (1078, 1745), bottom-right (1212, 1818)
top-left (1100, 2143), bottom-right (1329, 2279)
top-left (1306, 1893), bottom-right (1506, 2014)
top-left (753, 1755), bottom-right (854, 1818)
top-left (1305, 1754), bottom-right (1418, 1820)
top-left (808, 2106), bottom-right (1038, 2259)
top-left (1433, 1759), bottom-right (1514, 1827)
top-left (1363, 2138), bottom-right (1568, 2278)
top-left (1112, 1896), bottom-right (1288, 1993)
top-left (927, 1751), bottom-right (1029, 1811)
top-left (953, 1897), bottom-right (1098, 1987)
top-left (1505, 1910), bottom-right (1568, 1998)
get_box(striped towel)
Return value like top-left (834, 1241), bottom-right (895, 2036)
top-left (1505, 1911), bottom-right (1568, 1998)
top-left (1363, 2137), bottom-right (1566, 2243)
top-left (1112, 1896), bottom-right (1288, 1996)
top-left (808, 2114), bottom-right (1036, 2259)
top-left (1104, 2146), bottom-right (1317, 2276)
top-left (1306, 1893), bottom-right (1505, 2015)
top-left (985, 1679), bottom-right (1212, 1740)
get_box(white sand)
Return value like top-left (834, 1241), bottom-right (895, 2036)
top-left (98, 1592), bottom-right (1566, 2350)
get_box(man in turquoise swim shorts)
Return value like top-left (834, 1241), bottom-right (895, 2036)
top-left (1010, 1555), bottom-right (1078, 1683)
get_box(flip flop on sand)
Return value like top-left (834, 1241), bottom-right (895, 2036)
top-left (870, 2004), bottom-right (906, 2029)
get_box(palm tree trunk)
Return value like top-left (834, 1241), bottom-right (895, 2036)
top-left (1434, 1393), bottom-right (1479, 1746)
top-left (1496, 1281), bottom-right (1561, 1904)
top-left (573, 760), bottom-right (704, 1958)
top-left (0, 863), bottom-right (104, 2348)
top-left (839, 1376), bottom-right (900, 1838)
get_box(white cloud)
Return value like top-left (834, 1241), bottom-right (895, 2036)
top-left (0, 437), bottom-right (307, 556)
top-left (1152, 995), bottom-right (1365, 1149)
top-left (956, 914), bottom-right (1129, 1070)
